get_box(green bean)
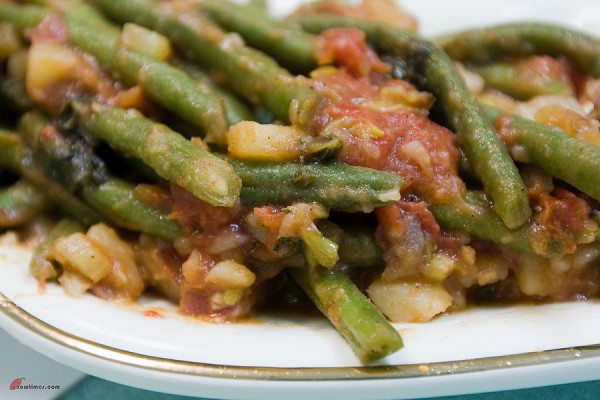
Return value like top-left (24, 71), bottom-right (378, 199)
top-left (296, 15), bottom-right (531, 229)
top-left (0, 180), bottom-right (49, 228)
top-left (474, 62), bottom-right (573, 100)
top-left (317, 220), bottom-right (383, 268)
top-left (62, 9), bottom-right (228, 144)
top-left (230, 160), bottom-right (402, 212)
top-left (176, 61), bottom-right (255, 125)
top-left (1, 2), bottom-right (229, 143)
top-left (72, 102), bottom-right (241, 207)
top-left (483, 105), bottom-right (600, 203)
top-left (0, 3), bottom-right (48, 36)
top-left (201, 0), bottom-right (317, 73)
top-left (291, 266), bottom-right (403, 362)
top-left (16, 114), bottom-right (183, 239)
top-left (89, 0), bottom-right (318, 129)
top-left (29, 218), bottom-right (84, 281)
top-left (82, 179), bottom-right (182, 241)
top-left (430, 191), bottom-right (569, 258)
top-left (437, 23), bottom-right (600, 78)
top-left (0, 128), bottom-right (102, 225)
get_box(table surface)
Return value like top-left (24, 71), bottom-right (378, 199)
top-left (1, 328), bottom-right (599, 400)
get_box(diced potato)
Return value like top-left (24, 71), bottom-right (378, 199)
top-left (87, 223), bottom-right (144, 299)
top-left (26, 43), bottom-right (80, 91)
top-left (51, 233), bottom-right (112, 283)
top-left (120, 23), bottom-right (172, 61)
top-left (227, 121), bottom-right (305, 162)
top-left (514, 254), bottom-right (556, 297)
top-left (205, 260), bottom-right (256, 289)
top-left (367, 279), bottom-right (453, 323)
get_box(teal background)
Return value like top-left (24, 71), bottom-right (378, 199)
top-left (58, 377), bottom-right (600, 400)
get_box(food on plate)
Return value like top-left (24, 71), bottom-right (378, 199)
top-left (0, 0), bottom-right (599, 362)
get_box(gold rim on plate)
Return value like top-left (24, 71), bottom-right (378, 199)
top-left (1, 292), bottom-right (599, 381)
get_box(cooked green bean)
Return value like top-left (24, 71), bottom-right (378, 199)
top-left (0, 180), bottom-right (48, 228)
top-left (176, 61), bottom-right (255, 125)
top-left (29, 218), bottom-right (84, 281)
top-left (72, 102), bottom-right (241, 207)
top-left (317, 220), bottom-right (383, 269)
top-left (0, 3), bottom-right (48, 36)
top-left (89, 0), bottom-right (318, 129)
top-left (296, 15), bottom-right (531, 229)
top-left (430, 191), bottom-right (573, 258)
top-left (17, 113), bottom-right (183, 239)
top-left (201, 0), bottom-right (317, 73)
top-left (2, 2), bottom-right (229, 143)
top-left (0, 128), bottom-right (102, 225)
top-left (63, 7), bottom-right (228, 144)
top-left (82, 179), bottom-right (182, 241)
top-left (437, 23), bottom-right (600, 77)
top-left (230, 160), bottom-right (402, 212)
top-left (291, 266), bottom-right (403, 362)
top-left (483, 105), bottom-right (600, 203)
top-left (474, 62), bottom-right (573, 100)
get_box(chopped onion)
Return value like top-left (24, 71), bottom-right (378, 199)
top-left (227, 121), bottom-right (305, 162)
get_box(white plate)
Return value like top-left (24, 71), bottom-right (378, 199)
top-left (2, 1), bottom-right (600, 399)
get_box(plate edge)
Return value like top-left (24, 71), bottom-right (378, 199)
top-left (2, 292), bottom-right (600, 381)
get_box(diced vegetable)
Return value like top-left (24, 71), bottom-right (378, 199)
top-left (120, 23), bottom-right (172, 60)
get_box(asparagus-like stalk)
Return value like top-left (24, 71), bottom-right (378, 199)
top-left (89, 0), bottom-right (318, 129)
top-left (0, 180), bottom-right (49, 228)
top-left (201, 0), bottom-right (317, 73)
top-left (291, 266), bottom-right (403, 362)
top-left (73, 102), bottom-right (241, 207)
top-left (296, 15), bottom-right (531, 229)
top-left (29, 218), bottom-right (84, 281)
top-left (230, 160), bottom-right (402, 212)
top-left (437, 23), bottom-right (600, 78)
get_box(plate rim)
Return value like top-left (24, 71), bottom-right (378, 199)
top-left (2, 292), bottom-right (600, 381)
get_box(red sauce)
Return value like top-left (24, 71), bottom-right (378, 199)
top-left (323, 102), bottom-right (462, 201)
top-left (169, 184), bottom-right (246, 233)
top-left (315, 28), bottom-right (389, 76)
top-left (532, 187), bottom-right (593, 252)
top-left (142, 309), bottom-right (164, 318)
top-left (25, 14), bottom-right (69, 44)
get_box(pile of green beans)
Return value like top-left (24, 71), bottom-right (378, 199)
top-left (1, 0), bottom-right (600, 363)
